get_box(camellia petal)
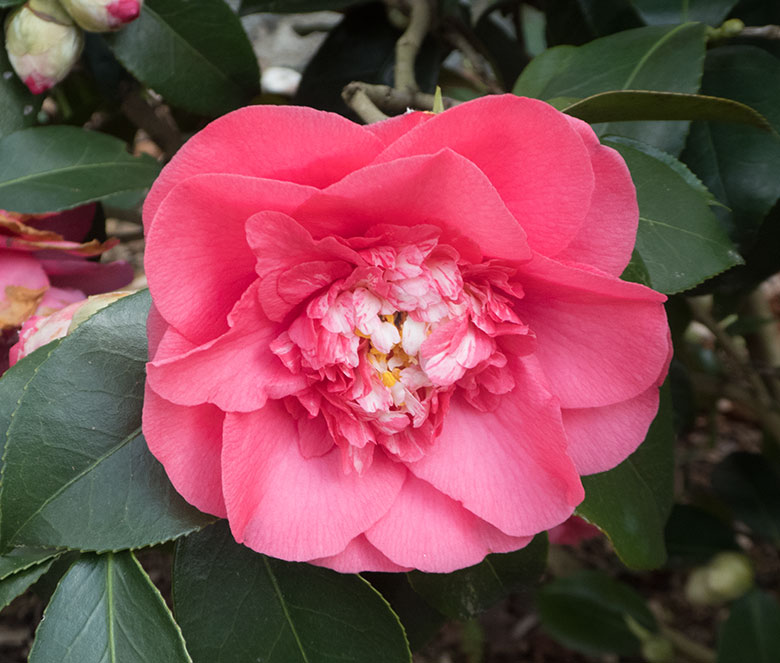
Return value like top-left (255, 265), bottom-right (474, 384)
top-left (143, 105), bottom-right (386, 228)
top-left (370, 95), bottom-right (595, 256)
top-left (222, 401), bottom-right (407, 561)
top-left (143, 386), bottom-right (227, 518)
top-left (365, 474), bottom-right (533, 573)
top-left (145, 173), bottom-right (318, 343)
top-left (409, 364), bottom-right (584, 537)
top-left (553, 116), bottom-right (639, 275)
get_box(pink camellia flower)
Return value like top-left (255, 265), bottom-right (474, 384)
top-left (142, 95), bottom-right (671, 573)
top-left (0, 205), bottom-right (134, 372)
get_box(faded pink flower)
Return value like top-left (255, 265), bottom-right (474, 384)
top-left (142, 95), bottom-right (671, 573)
top-left (0, 205), bottom-right (134, 372)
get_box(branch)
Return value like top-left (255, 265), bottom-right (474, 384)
top-left (343, 81), bottom-right (457, 119)
top-left (341, 84), bottom-right (390, 124)
top-left (120, 85), bottom-right (183, 157)
top-left (441, 22), bottom-right (504, 94)
top-left (739, 24), bottom-right (780, 39)
top-left (394, 0), bottom-right (433, 92)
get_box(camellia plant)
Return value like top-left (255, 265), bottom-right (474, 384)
top-left (1, 1), bottom-right (780, 662)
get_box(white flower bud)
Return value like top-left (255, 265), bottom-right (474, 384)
top-left (60, 0), bottom-right (142, 33)
top-left (4, 0), bottom-right (83, 94)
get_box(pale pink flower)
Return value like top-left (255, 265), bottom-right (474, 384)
top-left (142, 95), bottom-right (671, 573)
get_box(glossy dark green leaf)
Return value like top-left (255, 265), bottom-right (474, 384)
top-left (0, 340), bottom-right (60, 464)
top-left (0, 39), bottom-right (41, 138)
top-left (105, 0), bottom-right (260, 116)
top-left (717, 590), bottom-right (780, 663)
top-left (563, 90), bottom-right (773, 131)
top-left (711, 452), bottom-right (780, 544)
top-left (407, 534), bottom-right (547, 620)
top-left (28, 552), bottom-right (191, 663)
top-left (536, 570), bottom-right (656, 656)
top-left (664, 504), bottom-right (739, 566)
top-left (294, 4), bottom-right (440, 119)
top-left (631, 0), bottom-right (738, 25)
top-left (0, 0), bottom-right (24, 5)
top-left (0, 126), bottom-right (160, 213)
top-left (607, 137), bottom-right (742, 293)
top-left (514, 23), bottom-right (707, 154)
top-left (576, 385), bottom-right (674, 569)
top-left (683, 47), bottom-right (780, 250)
top-left (240, 0), bottom-right (364, 12)
top-left (361, 573), bottom-right (446, 651)
top-left (0, 555), bottom-right (55, 610)
top-left (544, 0), bottom-right (642, 45)
top-left (173, 523), bottom-right (411, 663)
top-left (0, 291), bottom-right (212, 552)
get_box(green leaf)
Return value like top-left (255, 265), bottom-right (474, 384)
top-left (536, 570), bottom-right (656, 656)
top-left (576, 385), bottom-right (674, 569)
top-left (0, 340), bottom-right (61, 470)
top-left (606, 137), bottom-right (743, 293)
top-left (711, 452), bottom-right (780, 545)
top-left (514, 23), bottom-right (707, 155)
top-left (631, 0), bottom-right (738, 26)
top-left (0, 291), bottom-right (212, 552)
top-left (664, 504), bottom-right (739, 566)
top-left (0, 555), bottom-right (56, 610)
top-left (407, 534), bottom-right (548, 620)
top-left (563, 90), bottom-right (773, 132)
top-left (0, 0), bottom-right (24, 6)
top-left (105, 0), bottom-right (260, 117)
top-left (294, 4), bottom-right (441, 119)
top-left (682, 47), bottom-right (780, 250)
top-left (0, 126), bottom-right (161, 213)
top-left (240, 0), bottom-right (365, 12)
top-left (173, 522), bottom-right (412, 663)
top-left (717, 590), bottom-right (780, 663)
top-left (28, 552), bottom-right (192, 663)
top-left (0, 37), bottom-right (41, 138)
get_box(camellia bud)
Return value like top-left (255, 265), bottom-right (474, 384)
top-left (59, 0), bottom-right (142, 33)
top-left (685, 551), bottom-right (754, 606)
top-left (4, 0), bottom-right (84, 94)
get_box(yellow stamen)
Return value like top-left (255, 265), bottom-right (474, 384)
top-left (381, 371), bottom-right (397, 387)
top-left (354, 328), bottom-right (370, 339)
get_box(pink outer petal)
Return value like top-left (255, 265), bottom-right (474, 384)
top-left (146, 303), bottom-right (170, 361)
top-left (518, 254), bottom-right (671, 408)
top-left (366, 110), bottom-right (433, 147)
top-left (553, 116), bottom-right (638, 276)
top-left (562, 385), bottom-right (661, 475)
top-left (365, 474), bottom-right (534, 573)
top-left (409, 363), bottom-right (583, 537)
top-left (142, 385), bottom-right (227, 518)
top-left (311, 534), bottom-right (412, 573)
top-left (293, 150), bottom-right (531, 263)
top-left (147, 283), bottom-right (306, 412)
top-left (145, 173), bottom-right (318, 344)
top-left (40, 258), bottom-right (134, 295)
top-left (144, 105), bottom-right (385, 230)
top-left (370, 95), bottom-right (595, 256)
top-left (222, 402), bottom-right (407, 561)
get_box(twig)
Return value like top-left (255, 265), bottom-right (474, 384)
top-left (741, 286), bottom-right (780, 403)
top-left (394, 0), bottom-right (433, 92)
top-left (120, 86), bottom-right (183, 157)
top-left (343, 81), bottom-right (457, 119)
top-left (688, 297), bottom-right (780, 443)
top-left (739, 24), bottom-right (780, 39)
top-left (443, 24), bottom-right (506, 94)
top-left (659, 624), bottom-right (716, 663)
top-left (341, 84), bottom-right (390, 124)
